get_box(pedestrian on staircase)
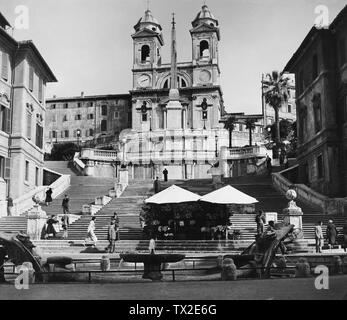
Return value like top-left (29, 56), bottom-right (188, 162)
top-left (314, 221), bottom-right (324, 253)
top-left (255, 210), bottom-right (266, 236)
top-left (107, 220), bottom-right (117, 253)
top-left (61, 213), bottom-right (70, 239)
top-left (86, 216), bottom-right (97, 246)
top-left (266, 155), bottom-right (272, 175)
top-left (62, 195), bottom-right (70, 214)
top-left (45, 188), bottom-right (53, 206)
top-left (153, 177), bottom-right (160, 193)
top-left (6, 196), bottom-right (13, 216)
top-left (163, 168), bottom-right (168, 182)
top-left (326, 220), bottom-right (338, 248)
top-left (343, 220), bottom-right (347, 252)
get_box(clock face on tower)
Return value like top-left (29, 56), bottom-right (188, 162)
top-left (137, 74), bottom-right (151, 88)
top-left (199, 70), bottom-right (211, 83)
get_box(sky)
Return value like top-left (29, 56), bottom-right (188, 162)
top-left (1, 0), bottom-right (346, 114)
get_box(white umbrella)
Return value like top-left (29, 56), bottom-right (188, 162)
top-left (145, 185), bottom-right (201, 204)
top-left (200, 185), bottom-right (258, 204)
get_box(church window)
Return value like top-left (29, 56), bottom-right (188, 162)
top-left (141, 45), bottom-right (150, 62)
top-left (199, 40), bottom-right (210, 58)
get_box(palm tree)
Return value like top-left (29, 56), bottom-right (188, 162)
top-left (245, 119), bottom-right (256, 146)
top-left (223, 116), bottom-right (236, 148)
top-left (262, 71), bottom-right (291, 158)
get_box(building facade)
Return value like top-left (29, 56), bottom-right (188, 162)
top-left (45, 93), bottom-right (131, 150)
top-left (0, 12), bottom-right (57, 207)
top-left (284, 5), bottom-right (347, 197)
top-left (113, 6), bottom-right (267, 180)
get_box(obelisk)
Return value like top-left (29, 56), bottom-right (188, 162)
top-left (166, 13), bottom-right (183, 130)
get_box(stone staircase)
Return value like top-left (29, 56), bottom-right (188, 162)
top-left (44, 160), bottom-right (80, 176)
top-left (60, 180), bottom-right (154, 240)
top-left (0, 163), bottom-right (115, 234)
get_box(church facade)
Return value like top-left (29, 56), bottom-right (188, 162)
top-left (118, 6), bottom-right (264, 180)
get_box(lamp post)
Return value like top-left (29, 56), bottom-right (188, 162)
top-left (215, 133), bottom-right (218, 158)
top-left (121, 137), bottom-right (126, 167)
top-left (76, 129), bottom-right (81, 151)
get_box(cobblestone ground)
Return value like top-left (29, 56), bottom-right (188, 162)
top-left (0, 275), bottom-right (347, 300)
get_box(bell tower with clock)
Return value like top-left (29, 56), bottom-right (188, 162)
top-left (190, 5), bottom-right (221, 87)
top-left (131, 9), bottom-right (164, 91)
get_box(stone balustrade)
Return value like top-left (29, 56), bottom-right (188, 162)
top-left (11, 171), bottom-right (70, 216)
top-left (272, 167), bottom-right (347, 215)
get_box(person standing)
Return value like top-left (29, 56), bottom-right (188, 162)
top-left (343, 220), bottom-right (347, 252)
top-left (0, 245), bottom-right (7, 283)
top-left (314, 221), bottom-right (324, 253)
top-left (61, 213), bottom-right (70, 239)
top-left (107, 220), bottom-right (117, 253)
top-left (153, 177), bottom-right (160, 193)
top-left (266, 156), bottom-right (272, 175)
top-left (45, 188), bottom-right (53, 206)
top-left (113, 212), bottom-right (120, 227)
top-left (7, 196), bottom-right (13, 217)
top-left (326, 220), bottom-right (338, 248)
top-left (86, 216), bottom-right (97, 246)
top-left (46, 215), bottom-right (59, 239)
top-left (255, 210), bottom-right (266, 236)
top-left (149, 237), bottom-right (156, 254)
top-left (163, 168), bottom-right (168, 182)
top-left (62, 194), bottom-right (70, 214)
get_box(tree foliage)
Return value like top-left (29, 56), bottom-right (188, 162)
top-left (46, 142), bottom-right (79, 161)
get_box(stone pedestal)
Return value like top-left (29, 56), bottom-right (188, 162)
top-left (283, 200), bottom-right (303, 231)
top-left (27, 205), bottom-right (48, 240)
top-left (265, 212), bottom-right (278, 224)
top-left (119, 168), bottom-right (128, 187)
top-left (84, 161), bottom-right (95, 176)
top-left (166, 100), bottom-right (182, 130)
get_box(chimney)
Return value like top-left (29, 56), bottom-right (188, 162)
top-left (81, 91), bottom-right (84, 97)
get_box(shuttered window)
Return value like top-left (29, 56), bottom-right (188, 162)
top-left (29, 65), bottom-right (34, 91)
top-left (35, 123), bottom-right (43, 148)
top-left (38, 78), bottom-right (43, 102)
top-left (4, 157), bottom-right (11, 179)
top-left (1, 52), bottom-right (9, 81)
top-left (26, 110), bottom-right (32, 139)
top-left (0, 106), bottom-right (11, 133)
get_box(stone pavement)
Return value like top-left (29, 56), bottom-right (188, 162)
top-left (1, 276), bottom-right (347, 300)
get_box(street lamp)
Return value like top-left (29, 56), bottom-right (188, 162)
top-left (121, 137), bottom-right (126, 167)
top-left (76, 129), bottom-right (81, 151)
top-left (215, 133), bottom-right (219, 158)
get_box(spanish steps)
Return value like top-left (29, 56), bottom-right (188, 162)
top-left (1, 161), bottom-right (346, 254)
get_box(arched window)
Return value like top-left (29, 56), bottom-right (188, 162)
top-left (200, 40), bottom-right (210, 58)
top-left (181, 78), bottom-right (187, 88)
top-left (163, 79), bottom-right (169, 89)
top-left (141, 45), bottom-right (150, 62)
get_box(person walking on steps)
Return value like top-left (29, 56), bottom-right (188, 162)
top-left (326, 219), bottom-right (338, 248)
top-left (314, 221), bottom-right (324, 253)
top-left (266, 155), bottom-right (272, 175)
top-left (62, 194), bottom-right (70, 214)
top-left (255, 210), bottom-right (266, 236)
top-left (61, 212), bottom-right (70, 239)
top-left (107, 219), bottom-right (117, 253)
top-left (86, 216), bottom-right (97, 247)
top-left (45, 188), bottom-right (53, 206)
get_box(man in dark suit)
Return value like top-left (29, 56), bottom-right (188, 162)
top-left (163, 168), bottom-right (168, 182)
